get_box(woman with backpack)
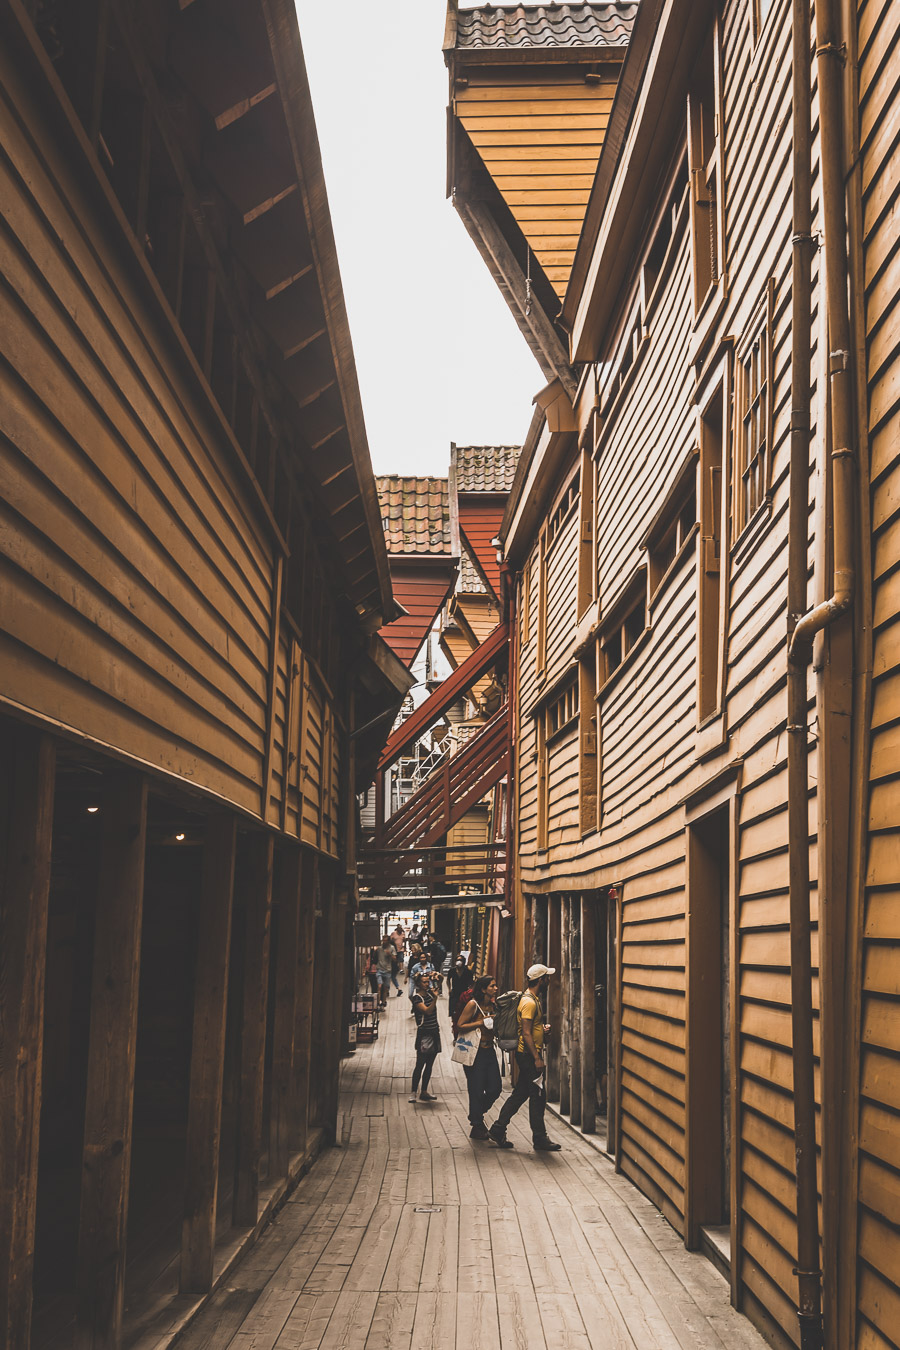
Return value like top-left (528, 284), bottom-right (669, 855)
top-left (455, 974), bottom-right (501, 1139)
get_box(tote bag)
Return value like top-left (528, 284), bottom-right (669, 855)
top-left (451, 1003), bottom-right (482, 1066)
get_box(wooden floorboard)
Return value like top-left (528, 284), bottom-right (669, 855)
top-left (174, 986), bottom-right (768, 1350)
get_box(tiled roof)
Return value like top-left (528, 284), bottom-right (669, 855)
top-left (455, 3), bottom-right (638, 51)
top-left (452, 444), bottom-right (521, 493)
top-left (376, 476), bottom-right (454, 555)
top-left (459, 550), bottom-right (488, 594)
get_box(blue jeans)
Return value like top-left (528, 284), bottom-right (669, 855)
top-left (463, 1047), bottom-right (503, 1125)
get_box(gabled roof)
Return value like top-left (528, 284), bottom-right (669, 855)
top-left (455, 3), bottom-right (638, 52)
top-left (452, 444), bottom-right (521, 494)
top-left (376, 476), bottom-right (456, 555)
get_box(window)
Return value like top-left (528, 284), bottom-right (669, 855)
top-left (600, 572), bottom-right (648, 685)
top-left (645, 454), bottom-right (698, 598)
top-left (519, 560), bottom-right (532, 647)
top-left (698, 385), bottom-right (725, 722)
top-left (687, 26), bottom-right (725, 314)
top-left (577, 448), bottom-right (596, 618)
top-left (641, 159), bottom-right (690, 314)
top-left (733, 280), bottom-right (775, 535)
top-left (536, 531), bottom-right (548, 674)
top-left (547, 472), bottom-right (579, 546)
top-left (579, 661), bottom-right (598, 833)
top-left (535, 676), bottom-right (579, 850)
top-left (545, 677), bottom-right (579, 741)
top-left (604, 303), bottom-right (645, 409)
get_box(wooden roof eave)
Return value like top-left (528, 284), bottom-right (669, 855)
top-left (567, 0), bottom-right (714, 361)
top-left (449, 122), bottom-right (575, 397)
top-left (259, 0), bottom-right (395, 628)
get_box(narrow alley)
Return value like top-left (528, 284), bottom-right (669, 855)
top-left (172, 993), bottom-right (767, 1350)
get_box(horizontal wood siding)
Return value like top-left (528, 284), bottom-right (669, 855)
top-left (454, 64), bottom-right (620, 299)
top-left (0, 40), bottom-right (275, 815)
top-left (858, 0), bottom-right (900, 1342)
top-left (381, 562), bottom-right (456, 666)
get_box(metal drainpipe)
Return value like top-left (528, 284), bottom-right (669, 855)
top-left (786, 0), bottom-right (856, 1343)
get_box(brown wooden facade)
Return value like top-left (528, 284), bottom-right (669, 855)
top-left (0, 3), bottom-right (407, 1347)
top-left (448, 2), bottom-right (900, 1350)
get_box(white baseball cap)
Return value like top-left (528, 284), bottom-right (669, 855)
top-left (526, 963), bottom-right (556, 980)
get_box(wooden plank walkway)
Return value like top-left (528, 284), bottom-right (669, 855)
top-left (175, 988), bottom-right (768, 1350)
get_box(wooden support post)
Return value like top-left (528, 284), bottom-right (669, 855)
top-left (547, 897), bottom-right (562, 1103)
top-left (232, 834), bottom-right (273, 1228)
top-left (320, 877), bottom-right (346, 1138)
top-left (292, 854), bottom-right (316, 1157)
top-left (75, 773), bottom-right (148, 1350)
top-left (0, 727), bottom-right (55, 1350)
top-left (559, 900), bottom-right (571, 1117)
top-left (180, 815), bottom-right (237, 1294)
top-left (570, 898), bottom-right (582, 1129)
top-left (269, 847), bottom-right (301, 1178)
top-left (580, 894), bottom-right (596, 1136)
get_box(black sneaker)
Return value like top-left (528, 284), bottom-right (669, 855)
top-left (469, 1122), bottom-right (490, 1140)
top-left (533, 1137), bottom-right (562, 1152)
top-left (419, 1091), bottom-right (438, 1102)
top-left (489, 1123), bottom-right (513, 1149)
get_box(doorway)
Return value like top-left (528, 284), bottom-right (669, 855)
top-left (686, 803), bottom-right (733, 1275)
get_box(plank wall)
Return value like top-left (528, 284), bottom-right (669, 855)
top-left (512, 3), bottom-right (827, 1340)
top-left (857, 0), bottom-right (900, 1343)
top-left (453, 63), bottom-right (620, 299)
top-left (0, 44), bottom-right (276, 815)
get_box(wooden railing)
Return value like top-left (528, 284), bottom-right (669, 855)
top-left (358, 840), bottom-right (507, 901)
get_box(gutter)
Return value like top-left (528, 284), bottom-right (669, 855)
top-left (786, 0), bottom-right (857, 1344)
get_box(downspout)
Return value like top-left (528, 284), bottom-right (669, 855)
top-left (786, 0), bottom-right (856, 1346)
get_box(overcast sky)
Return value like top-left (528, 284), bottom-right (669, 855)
top-left (295, 0), bottom-right (544, 477)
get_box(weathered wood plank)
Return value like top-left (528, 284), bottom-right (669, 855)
top-left (181, 814), bottom-right (237, 1293)
top-left (0, 725), bottom-right (55, 1349)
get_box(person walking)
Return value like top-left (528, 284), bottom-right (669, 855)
top-left (489, 964), bottom-right (562, 1152)
top-left (375, 936), bottom-right (395, 1009)
top-left (409, 967), bottom-right (441, 1102)
top-left (456, 975), bottom-right (502, 1139)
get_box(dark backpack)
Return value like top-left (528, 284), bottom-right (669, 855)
top-left (494, 990), bottom-right (522, 1052)
top-left (430, 941), bottom-right (446, 966)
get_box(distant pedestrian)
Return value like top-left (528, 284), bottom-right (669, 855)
top-left (456, 975), bottom-right (502, 1139)
top-left (391, 923), bottom-right (405, 954)
top-left (450, 957), bottom-right (473, 1008)
top-left (409, 967), bottom-right (441, 1102)
top-left (374, 937), bottom-right (395, 1008)
top-left (365, 947), bottom-right (378, 994)
top-left (489, 965), bottom-right (562, 1152)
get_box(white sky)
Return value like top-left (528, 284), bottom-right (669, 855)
top-left (295, 0), bottom-right (544, 477)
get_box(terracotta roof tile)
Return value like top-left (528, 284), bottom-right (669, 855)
top-left (376, 476), bottom-right (454, 555)
top-left (455, 3), bottom-right (638, 51)
top-left (452, 444), bottom-right (521, 493)
top-left (458, 550), bottom-right (489, 594)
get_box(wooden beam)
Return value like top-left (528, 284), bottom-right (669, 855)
top-left (559, 900), bottom-right (571, 1117)
top-left (232, 834), bottom-right (273, 1228)
top-left (457, 198), bottom-right (576, 400)
top-left (0, 726), bottom-right (55, 1350)
top-left (180, 814), bottom-right (237, 1294)
top-left (546, 898), bottom-right (562, 1103)
top-left (569, 898), bottom-right (582, 1129)
top-left (292, 854), bottom-right (317, 1156)
top-left (268, 847), bottom-right (301, 1178)
top-left (75, 773), bottom-right (148, 1350)
top-left (377, 623), bottom-right (508, 771)
top-left (580, 894), bottom-right (596, 1136)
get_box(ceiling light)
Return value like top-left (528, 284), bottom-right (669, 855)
top-left (87, 805), bottom-right (99, 814)
top-left (175, 832), bottom-right (186, 842)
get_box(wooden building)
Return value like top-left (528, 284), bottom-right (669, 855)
top-left (446, 2), bottom-right (900, 1350)
top-left (0, 2), bottom-right (409, 1347)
